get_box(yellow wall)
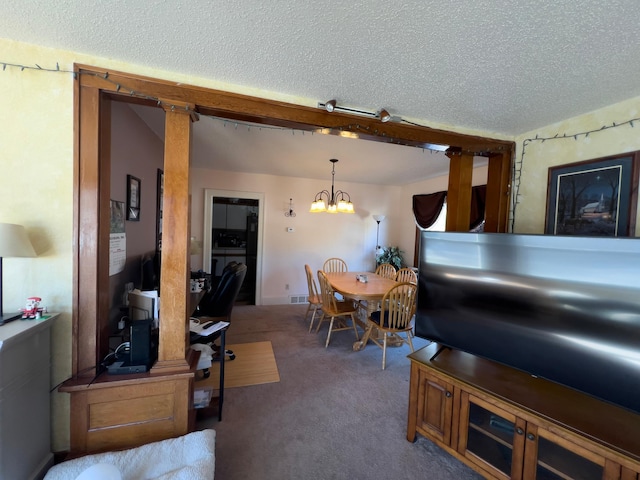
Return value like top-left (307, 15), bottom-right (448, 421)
top-left (1, 41), bottom-right (76, 451)
top-left (513, 96), bottom-right (640, 235)
top-left (4, 36), bottom-right (639, 453)
top-left (0, 38), bottom-right (328, 452)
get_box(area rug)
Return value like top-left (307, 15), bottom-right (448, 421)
top-left (195, 341), bottom-right (280, 389)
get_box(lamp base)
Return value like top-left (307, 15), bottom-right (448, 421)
top-left (0, 311), bottom-right (23, 326)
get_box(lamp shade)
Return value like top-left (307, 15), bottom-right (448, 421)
top-left (0, 223), bottom-right (36, 257)
top-left (373, 215), bottom-right (386, 223)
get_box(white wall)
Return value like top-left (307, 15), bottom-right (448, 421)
top-left (190, 162), bottom-right (489, 304)
top-left (190, 168), bottom-right (398, 304)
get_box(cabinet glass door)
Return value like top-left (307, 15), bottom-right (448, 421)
top-left (529, 428), bottom-right (604, 480)
top-left (468, 403), bottom-right (514, 476)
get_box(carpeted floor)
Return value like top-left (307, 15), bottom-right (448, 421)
top-left (196, 304), bottom-right (482, 480)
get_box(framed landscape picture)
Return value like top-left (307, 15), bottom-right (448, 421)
top-left (545, 152), bottom-right (639, 236)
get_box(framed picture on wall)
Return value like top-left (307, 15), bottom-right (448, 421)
top-left (126, 174), bottom-right (141, 221)
top-left (545, 151), bottom-right (640, 236)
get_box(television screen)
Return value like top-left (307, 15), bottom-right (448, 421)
top-left (415, 231), bottom-right (640, 415)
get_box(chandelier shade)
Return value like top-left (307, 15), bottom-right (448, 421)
top-left (310, 159), bottom-right (354, 213)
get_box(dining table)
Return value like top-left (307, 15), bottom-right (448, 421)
top-left (324, 271), bottom-right (399, 351)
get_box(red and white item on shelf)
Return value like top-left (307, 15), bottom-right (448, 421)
top-left (21, 297), bottom-right (44, 319)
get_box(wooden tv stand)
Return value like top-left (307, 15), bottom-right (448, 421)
top-left (407, 343), bottom-right (640, 480)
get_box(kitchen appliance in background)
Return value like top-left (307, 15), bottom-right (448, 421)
top-left (244, 213), bottom-right (258, 303)
top-left (246, 214), bottom-right (258, 256)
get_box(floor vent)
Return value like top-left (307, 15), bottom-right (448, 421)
top-left (289, 295), bottom-right (308, 304)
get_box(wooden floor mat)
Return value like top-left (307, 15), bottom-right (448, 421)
top-left (195, 341), bottom-right (280, 389)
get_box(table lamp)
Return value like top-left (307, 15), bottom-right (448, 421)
top-left (0, 223), bottom-right (36, 325)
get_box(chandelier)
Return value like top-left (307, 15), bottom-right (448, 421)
top-left (310, 159), bottom-right (355, 213)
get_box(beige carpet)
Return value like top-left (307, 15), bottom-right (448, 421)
top-left (195, 341), bottom-right (280, 389)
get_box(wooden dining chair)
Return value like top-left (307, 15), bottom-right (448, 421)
top-left (396, 267), bottom-right (417, 284)
top-left (395, 267), bottom-right (418, 338)
top-left (358, 282), bottom-right (416, 369)
top-left (316, 270), bottom-right (360, 347)
top-left (375, 263), bottom-right (397, 279)
top-left (304, 264), bottom-right (322, 333)
top-left (322, 257), bottom-right (348, 273)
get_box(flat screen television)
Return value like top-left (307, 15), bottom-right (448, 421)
top-left (415, 231), bottom-right (640, 415)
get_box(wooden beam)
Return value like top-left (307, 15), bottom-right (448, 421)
top-left (445, 152), bottom-right (474, 232)
top-left (76, 64), bottom-right (513, 156)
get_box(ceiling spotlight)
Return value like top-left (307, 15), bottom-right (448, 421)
top-left (378, 109), bottom-right (391, 123)
top-left (325, 100), bottom-right (336, 112)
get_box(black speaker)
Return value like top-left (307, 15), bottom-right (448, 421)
top-left (130, 319), bottom-right (155, 366)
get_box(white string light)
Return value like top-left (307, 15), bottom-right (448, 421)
top-left (510, 116), bottom-right (640, 231)
top-left (7, 57), bottom-right (638, 227)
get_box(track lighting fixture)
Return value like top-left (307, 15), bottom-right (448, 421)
top-left (324, 99), bottom-right (336, 112)
top-left (319, 101), bottom-right (395, 124)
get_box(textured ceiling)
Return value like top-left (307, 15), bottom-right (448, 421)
top-left (2, 0), bottom-right (640, 137)
top-left (3, 1), bottom-right (640, 185)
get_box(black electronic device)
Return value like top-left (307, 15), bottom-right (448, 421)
top-left (415, 231), bottom-right (640, 415)
top-left (130, 318), bottom-right (154, 365)
top-left (106, 360), bottom-right (150, 375)
top-left (107, 319), bottom-right (157, 375)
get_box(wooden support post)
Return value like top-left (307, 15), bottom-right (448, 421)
top-left (445, 152), bottom-right (474, 232)
top-left (153, 103), bottom-right (197, 373)
top-left (485, 151), bottom-right (512, 233)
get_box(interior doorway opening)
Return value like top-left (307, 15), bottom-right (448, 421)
top-left (203, 189), bottom-right (264, 305)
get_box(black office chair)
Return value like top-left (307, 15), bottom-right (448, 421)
top-left (191, 263), bottom-right (247, 368)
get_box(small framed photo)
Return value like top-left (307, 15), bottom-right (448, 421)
top-left (127, 174), bottom-right (141, 221)
top-left (545, 152), bottom-right (639, 236)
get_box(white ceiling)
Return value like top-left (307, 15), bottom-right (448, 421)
top-left (131, 104), bottom-right (454, 185)
top-left (4, 1), bottom-right (640, 184)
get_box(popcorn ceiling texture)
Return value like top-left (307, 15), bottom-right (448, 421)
top-left (1, 0), bottom-right (640, 136)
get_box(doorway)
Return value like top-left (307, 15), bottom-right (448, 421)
top-left (203, 189), bottom-right (264, 305)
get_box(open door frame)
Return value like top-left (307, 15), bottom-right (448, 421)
top-left (69, 63), bottom-right (513, 453)
top-left (203, 189), bottom-right (265, 304)
top-left (73, 63), bottom-right (513, 375)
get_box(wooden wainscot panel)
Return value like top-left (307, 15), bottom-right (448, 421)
top-left (64, 374), bottom-right (193, 454)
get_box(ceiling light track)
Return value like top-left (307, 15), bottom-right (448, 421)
top-left (320, 100), bottom-right (401, 125)
top-left (319, 101), bottom-right (377, 119)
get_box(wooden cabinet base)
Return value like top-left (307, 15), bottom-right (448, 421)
top-left (61, 370), bottom-right (196, 455)
top-left (408, 344), bottom-right (640, 480)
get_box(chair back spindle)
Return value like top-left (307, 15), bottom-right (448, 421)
top-left (375, 263), bottom-right (397, 280)
top-left (323, 257), bottom-right (348, 273)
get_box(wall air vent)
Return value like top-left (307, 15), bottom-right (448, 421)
top-left (289, 295), bottom-right (308, 304)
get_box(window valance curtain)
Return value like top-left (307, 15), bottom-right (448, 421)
top-left (412, 191), bottom-right (447, 229)
top-left (413, 185), bottom-right (486, 230)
